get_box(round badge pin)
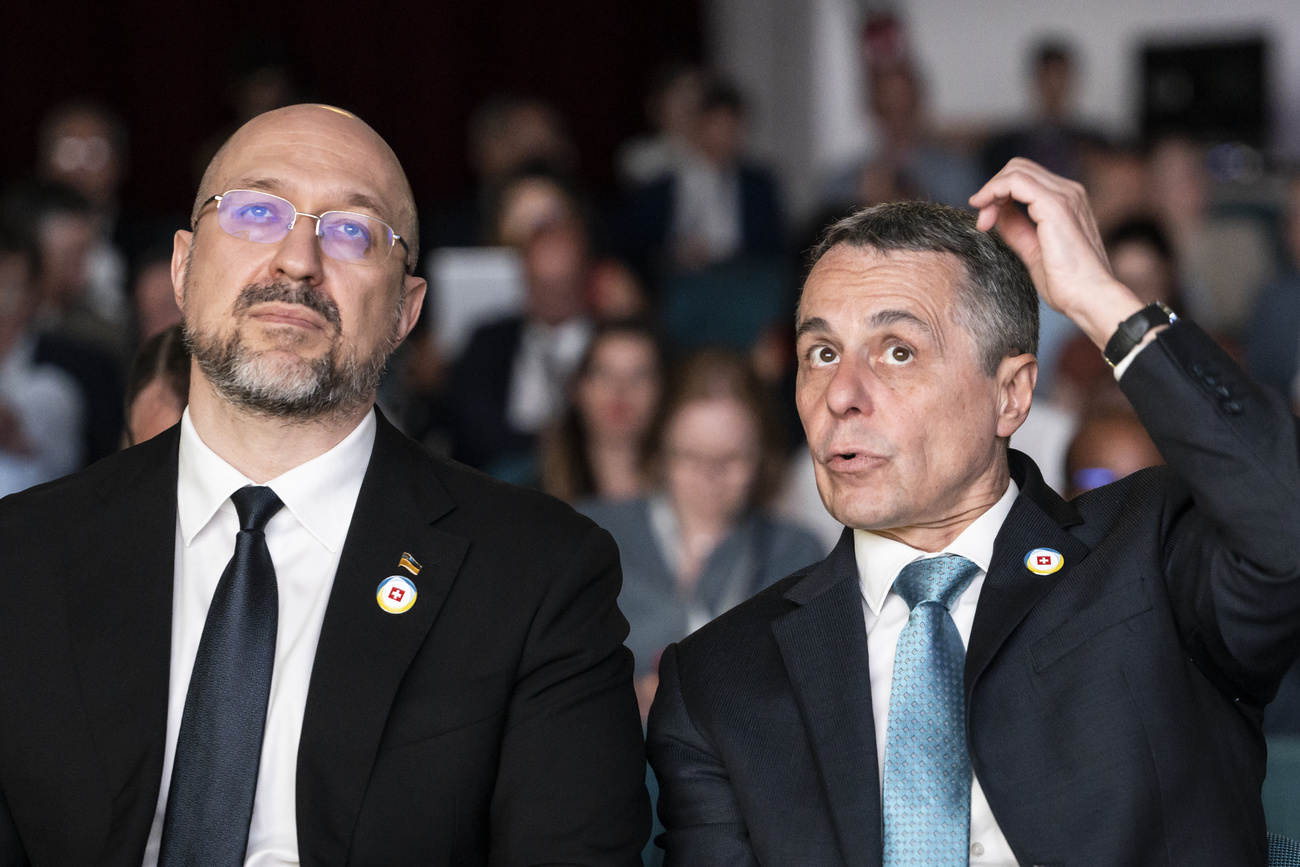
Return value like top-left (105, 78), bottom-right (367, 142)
top-left (376, 575), bottom-right (418, 614)
top-left (1024, 547), bottom-right (1064, 575)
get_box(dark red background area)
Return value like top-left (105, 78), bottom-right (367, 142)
top-left (0, 0), bottom-right (703, 218)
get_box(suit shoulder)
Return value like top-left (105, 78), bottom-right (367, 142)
top-left (0, 433), bottom-right (171, 528)
top-left (675, 559), bottom-right (817, 661)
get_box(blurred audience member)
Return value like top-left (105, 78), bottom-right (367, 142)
top-left (981, 40), bottom-right (1100, 181)
top-left (1, 182), bottom-right (126, 464)
top-left (1054, 218), bottom-right (1181, 412)
top-left (35, 100), bottom-right (131, 328)
top-left (123, 323), bottom-right (189, 446)
top-left (1149, 136), bottom-right (1274, 336)
top-left (0, 231), bottom-right (84, 496)
top-left (446, 216), bottom-right (593, 481)
top-left (5, 181), bottom-right (129, 359)
top-left (578, 349), bottom-right (823, 719)
top-left (540, 321), bottom-right (664, 503)
top-left (1064, 409), bottom-right (1164, 499)
top-left (617, 61), bottom-right (706, 188)
top-left (1245, 172), bottom-right (1300, 398)
top-left (823, 63), bottom-right (980, 210)
top-left (429, 95), bottom-right (578, 249)
top-left (130, 246), bottom-right (182, 343)
top-left (1083, 141), bottom-right (1151, 232)
top-left (618, 80), bottom-right (785, 275)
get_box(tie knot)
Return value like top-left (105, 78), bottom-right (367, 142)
top-left (892, 554), bottom-right (980, 611)
top-left (230, 486), bottom-right (284, 533)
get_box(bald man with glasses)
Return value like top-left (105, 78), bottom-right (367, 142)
top-left (0, 105), bottom-right (649, 866)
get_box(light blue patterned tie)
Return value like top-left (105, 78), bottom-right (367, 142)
top-left (882, 554), bottom-right (981, 866)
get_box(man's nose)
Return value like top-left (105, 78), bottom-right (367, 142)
top-left (269, 217), bottom-right (325, 285)
top-left (824, 353), bottom-right (873, 417)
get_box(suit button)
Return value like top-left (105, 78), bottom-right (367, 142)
top-left (971, 841), bottom-right (985, 857)
top-left (1214, 384), bottom-right (1231, 397)
top-left (1224, 400), bottom-right (1242, 414)
top-left (1191, 364), bottom-right (1203, 376)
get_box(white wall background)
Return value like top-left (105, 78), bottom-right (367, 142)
top-left (708, 0), bottom-right (1300, 223)
top-left (904, 0), bottom-right (1300, 150)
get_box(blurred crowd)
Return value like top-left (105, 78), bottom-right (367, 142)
top-left (4, 35), bottom-right (1300, 749)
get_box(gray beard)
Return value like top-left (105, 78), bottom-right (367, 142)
top-left (182, 281), bottom-right (399, 420)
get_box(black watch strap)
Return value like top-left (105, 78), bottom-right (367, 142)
top-left (1103, 302), bottom-right (1176, 368)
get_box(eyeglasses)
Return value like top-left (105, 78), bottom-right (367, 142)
top-left (196, 189), bottom-right (410, 268)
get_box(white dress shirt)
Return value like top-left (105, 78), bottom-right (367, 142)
top-left (0, 333), bottom-right (84, 497)
top-left (505, 318), bottom-right (592, 433)
top-left (142, 408), bottom-right (376, 867)
top-left (856, 479), bottom-right (1020, 866)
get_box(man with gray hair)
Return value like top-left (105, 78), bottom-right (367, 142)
top-left (647, 159), bottom-right (1300, 865)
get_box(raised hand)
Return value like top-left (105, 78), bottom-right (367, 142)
top-left (969, 158), bottom-right (1145, 350)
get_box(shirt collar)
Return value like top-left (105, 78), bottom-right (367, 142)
top-left (853, 478), bottom-right (1020, 616)
top-left (176, 407), bottom-right (376, 551)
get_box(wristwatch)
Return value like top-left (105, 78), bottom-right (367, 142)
top-left (1103, 302), bottom-right (1177, 368)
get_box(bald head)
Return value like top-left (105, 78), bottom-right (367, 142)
top-left (193, 104), bottom-right (419, 272)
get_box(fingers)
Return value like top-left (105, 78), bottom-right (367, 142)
top-left (969, 157), bottom-right (1077, 211)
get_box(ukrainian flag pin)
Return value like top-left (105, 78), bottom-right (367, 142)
top-left (377, 575), bottom-right (418, 614)
top-left (1025, 547), bottom-right (1064, 575)
top-left (399, 552), bottom-right (421, 576)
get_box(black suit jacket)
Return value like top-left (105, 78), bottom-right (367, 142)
top-left (646, 322), bottom-right (1300, 867)
top-left (445, 317), bottom-right (532, 474)
top-left (0, 411), bottom-right (649, 866)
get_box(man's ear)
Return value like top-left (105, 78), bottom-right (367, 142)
top-left (171, 229), bottom-right (193, 312)
top-left (394, 274), bottom-right (427, 346)
top-left (995, 352), bottom-right (1038, 439)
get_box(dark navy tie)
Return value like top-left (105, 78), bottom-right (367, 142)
top-left (159, 485), bottom-right (283, 867)
top-left (881, 554), bottom-right (981, 866)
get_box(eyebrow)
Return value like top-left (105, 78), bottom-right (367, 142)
top-left (870, 308), bottom-right (932, 334)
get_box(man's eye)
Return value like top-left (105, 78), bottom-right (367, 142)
top-left (886, 346), bottom-right (912, 364)
top-left (810, 346), bottom-right (838, 367)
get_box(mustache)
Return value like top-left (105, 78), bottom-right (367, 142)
top-left (233, 280), bottom-right (341, 330)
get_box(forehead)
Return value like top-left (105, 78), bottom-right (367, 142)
top-left (799, 245), bottom-right (964, 330)
top-left (213, 111), bottom-right (405, 216)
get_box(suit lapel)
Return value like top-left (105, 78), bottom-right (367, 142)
top-left (965, 450), bottom-right (1090, 695)
top-left (65, 428), bottom-right (179, 864)
top-left (296, 413), bottom-right (468, 866)
top-left (772, 530), bottom-right (882, 867)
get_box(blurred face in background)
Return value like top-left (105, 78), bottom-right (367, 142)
top-left (41, 110), bottom-right (124, 209)
top-left (523, 220), bottom-right (588, 325)
top-left (574, 332), bottom-right (661, 445)
top-left (495, 177), bottom-right (577, 248)
top-left (134, 260), bottom-right (183, 340)
top-left (1065, 413), bottom-right (1163, 499)
top-left (0, 253), bottom-right (35, 348)
top-left (38, 212), bottom-right (96, 311)
top-left (127, 377), bottom-right (186, 445)
top-left (695, 106), bottom-right (745, 167)
top-left (662, 396), bottom-right (761, 528)
top-left (1109, 239), bottom-right (1175, 307)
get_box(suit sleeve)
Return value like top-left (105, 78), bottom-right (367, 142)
top-left (646, 643), bottom-right (760, 867)
top-left (488, 523), bottom-right (650, 866)
top-left (1120, 321), bottom-right (1300, 703)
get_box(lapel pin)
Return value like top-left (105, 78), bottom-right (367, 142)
top-left (377, 575), bottom-right (418, 614)
top-left (1024, 547), bottom-right (1064, 575)
top-left (399, 552), bottom-right (422, 576)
